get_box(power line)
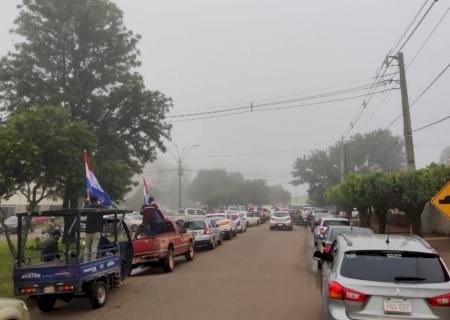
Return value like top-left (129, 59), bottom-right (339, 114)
top-left (386, 62), bottom-right (450, 130)
top-left (396, 0), bottom-right (439, 52)
top-left (413, 114), bottom-right (450, 133)
top-left (408, 4), bottom-right (450, 68)
top-left (167, 81), bottom-right (392, 119)
top-left (167, 89), bottom-right (394, 123)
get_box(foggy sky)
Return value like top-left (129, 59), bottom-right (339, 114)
top-left (0, 0), bottom-right (449, 196)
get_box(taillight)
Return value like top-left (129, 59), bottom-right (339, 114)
top-left (320, 227), bottom-right (327, 234)
top-left (203, 227), bottom-right (211, 235)
top-left (59, 284), bottom-right (75, 292)
top-left (428, 293), bottom-right (450, 307)
top-left (20, 287), bottom-right (37, 294)
top-left (328, 281), bottom-right (367, 303)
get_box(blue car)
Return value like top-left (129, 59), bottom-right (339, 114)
top-left (13, 209), bottom-right (133, 312)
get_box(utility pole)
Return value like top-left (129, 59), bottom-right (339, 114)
top-left (397, 51), bottom-right (416, 170)
top-left (174, 144), bottom-right (200, 210)
top-left (340, 140), bottom-right (347, 182)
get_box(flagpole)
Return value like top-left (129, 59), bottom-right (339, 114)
top-left (84, 150), bottom-right (91, 204)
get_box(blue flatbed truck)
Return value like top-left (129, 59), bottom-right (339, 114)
top-left (13, 209), bottom-right (133, 312)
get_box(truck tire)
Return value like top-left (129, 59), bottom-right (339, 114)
top-left (37, 295), bottom-right (56, 312)
top-left (185, 242), bottom-right (194, 261)
top-left (91, 281), bottom-right (107, 309)
top-left (162, 248), bottom-right (175, 273)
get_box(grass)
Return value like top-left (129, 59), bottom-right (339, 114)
top-left (0, 238), bottom-right (43, 297)
top-left (0, 240), bottom-right (15, 297)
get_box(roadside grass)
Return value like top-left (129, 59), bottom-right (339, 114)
top-left (0, 240), bottom-right (15, 297)
top-left (0, 238), bottom-right (42, 297)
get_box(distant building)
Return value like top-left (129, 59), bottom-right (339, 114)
top-left (0, 193), bottom-right (62, 217)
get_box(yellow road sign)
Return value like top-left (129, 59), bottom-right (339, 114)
top-left (431, 181), bottom-right (450, 219)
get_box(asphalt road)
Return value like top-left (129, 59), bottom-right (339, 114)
top-left (31, 225), bottom-right (323, 320)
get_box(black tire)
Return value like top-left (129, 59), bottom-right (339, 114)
top-left (227, 231), bottom-right (233, 240)
top-left (37, 295), bottom-right (56, 312)
top-left (162, 248), bottom-right (175, 273)
top-left (246, 222), bottom-right (250, 228)
top-left (185, 242), bottom-right (194, 261)
top-left (218, 235), bottom-right (223, 245)
top-left (257, 221), bottom-right (260, 226)
top-left (91, 281), bottom-right (107, 309)
top-left (209, 238), bottom-right (216, 250)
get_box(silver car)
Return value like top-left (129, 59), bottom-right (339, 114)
top-left (314, 234), bottom-right (450, 319)
top-left (269, 211), bottom-right (293, 230)
top-left (183, 219), bottom-right (222, 250)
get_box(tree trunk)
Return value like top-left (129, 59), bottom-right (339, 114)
top-left (377, 212), bottom-right (386, 234)
top-left (21, 201), bottom-right (38, 250)
top-left (357, 207), bottom-right (368, 227)
top-left (0, 208), bottom-right (17, 258)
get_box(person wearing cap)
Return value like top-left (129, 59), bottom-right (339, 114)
top-left (84, 196), bottom-right (106, 261)
top-left (140, 197), bottom-right (165, 237)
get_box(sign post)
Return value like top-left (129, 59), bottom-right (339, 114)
top-left (431, 182), bottom-right (450, 219)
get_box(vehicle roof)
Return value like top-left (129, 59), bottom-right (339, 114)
top-left (16, 208), bottom-right (132, 217)
top-left (336, 233), bottom-right (436, 254)
top-left (321, 217), bottom-right (349, 222)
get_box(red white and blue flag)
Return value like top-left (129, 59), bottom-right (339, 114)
top-left (83, 150), bottom-right (112, 206)
top-left (143, 177), bottom-right (150, 205)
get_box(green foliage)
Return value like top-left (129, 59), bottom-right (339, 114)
top-left (0, 0), bottom-right (172, 203)
top-left (324, 165), bottom-right (450, 234)
top-left (292, 129), bottom-right (403, 206)
top-left (0, 106), bottom-right (96, 208)
top-left (187, 169), bottom-right (291, 207)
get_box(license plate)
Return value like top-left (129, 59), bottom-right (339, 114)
top-left (384, 298), bottom-right (412, 314)
top-left (277, 223), bottom-right (284, 226)
top-left (44, 286), bottom-right (55, 294)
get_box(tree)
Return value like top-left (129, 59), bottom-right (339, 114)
top-left (268, 185), bottom-right (291, 204)
top-left (439, 146), bottom-right (450, 165)
top-left (0, 0), bottom-right (172, 204)
top-left (292, 129), bottom-right (403, 206)
top-left (0, 172), bottom-right (17, 257)
top-left (0, 106), bottom-right (96, 245)
top-left (391, 164), bottom-right (450, 235)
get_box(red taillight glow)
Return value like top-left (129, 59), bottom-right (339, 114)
top-left (59, 284), bottom-right (75, 292)
top-left (203, 227), bottom-right (211, 235)
top-left (20, 287), bottom-right (36, 294)
top-left (428, 293), bottom-right (450, 307)
top-left (328, 282), bottom-right (367, 303)
top-left (320, 227), bottom-right (327, 234)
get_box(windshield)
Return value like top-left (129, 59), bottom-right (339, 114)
top-left (341, 251), bottom-right (450, 283)
top-left (273, 212), bottom-right (289, 217)
top-left (323, 220), bottom-right (349, 227)
top-left (184, 220), bottom-right (206, 230)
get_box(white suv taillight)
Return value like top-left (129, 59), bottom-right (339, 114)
top-left (428, 293), bottom-right (450, 307)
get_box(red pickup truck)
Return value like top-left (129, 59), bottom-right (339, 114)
top-left (132, 219), bottom-right (194, 272)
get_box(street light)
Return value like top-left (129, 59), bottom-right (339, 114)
top-left (174, 144), bottom-right (200, 210)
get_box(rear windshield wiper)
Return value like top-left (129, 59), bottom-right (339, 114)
top-left (394, 276), bottom-right (426, 282)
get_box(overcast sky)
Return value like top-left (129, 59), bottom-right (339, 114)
top-left (1, 0), bottom-right (449, 196)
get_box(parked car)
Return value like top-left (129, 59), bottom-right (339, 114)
top-left (132, 219), bottom-right (194, 272)
top-left (270, 211), bottom-right (293, 230)
top-left (313, 234), bottom-right (450, 320)
top-left (243, 212), bottom-right (260, 227)
top-left (319, 226), bottom-right (374, 254)
top-left (166, 208), bottom-right (207, 224)
top-left (1, 216), bottom-right (21, 234)
top-left (206, 213), bottom-right (236, 239)
top-left (314, 217), bottom-right (350, 244)
top-left (184, 219), bottom-right (222, 249)
top-left (310, 211), bottom-right (333, 232)
top-left (124, 211), bottom-right (142, 233)
top-left (0, 298), bottom-right (30, 320)
top-left (288, 209), bottom-right (303, 225)
top-left (230, 213), bottom-right (246, 233)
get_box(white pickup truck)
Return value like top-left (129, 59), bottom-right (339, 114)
top-left (165, 208), bottom-right (208, 224)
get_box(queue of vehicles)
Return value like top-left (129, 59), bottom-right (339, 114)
top-left (8, 206), bottom-right (266, 315)
top-left (308, 208), bottom-right (450, 319)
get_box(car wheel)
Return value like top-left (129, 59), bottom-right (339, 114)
top-left (162, 248), bottom-right (175, 273)
top-left (91, 281), bottom-right (107, 309)
top-left (185, 242), bottom-right (194, 261)
top-left (257, 221), bottom-right (260, 226)
top-left (210, 238), bottom-right (216, 250)
top-left (37, 295), bottom-right (56, 312)
top-left (227, 231), bottom-right (233, 240)
top-left (218, 235), bottom-right (223, 245)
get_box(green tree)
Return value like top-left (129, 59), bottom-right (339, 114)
top-left (0, 106), bottom-right (96, 245)
top-left (0, 0), bottom-right (172, 205)
top-left (292, 129), bottom-right (403, 206)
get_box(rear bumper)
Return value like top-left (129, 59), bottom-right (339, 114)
top-left (270, 222), bottom-right (293, 229)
